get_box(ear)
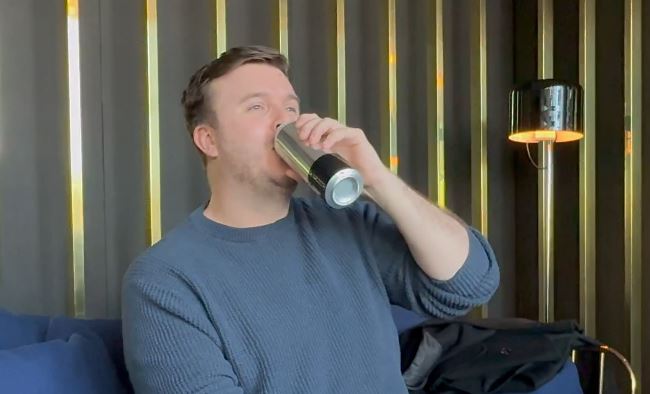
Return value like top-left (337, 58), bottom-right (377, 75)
top-left (193, 124), bottom-right (219, 158)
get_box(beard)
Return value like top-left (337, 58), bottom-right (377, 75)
top-left (269, 173), bottom-right (299, 191)
top-left (227, 154), bottom-right (298, 196)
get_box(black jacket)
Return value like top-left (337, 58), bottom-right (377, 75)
top-left (399, 318), bottom-right (600, 393)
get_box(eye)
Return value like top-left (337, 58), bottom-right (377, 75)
top-left (286, 107), bottom-right (298, 113)
top-left (248, 104), bottom-right (264, 111)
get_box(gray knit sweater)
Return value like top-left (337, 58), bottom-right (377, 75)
top-left (122, 197), bottom-right (499, 393)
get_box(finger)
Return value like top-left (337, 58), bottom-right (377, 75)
top-left (297, 116), bottom-right (322, 140)
top-left (308, 118), bottom-right (340, 146)
top-left (321, 128), bottom-right (364, 152)
top-left (295, 113), bottom-right (318, 129)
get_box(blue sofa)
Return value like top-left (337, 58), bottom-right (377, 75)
top-left (0, 310), bottom-right (131, 393)
top-left (0, 307), bottom-right (582, 393)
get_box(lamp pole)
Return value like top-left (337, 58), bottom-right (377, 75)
top-left (539, 140), bottom-right (554, 323)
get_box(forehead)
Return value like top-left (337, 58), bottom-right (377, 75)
top-left (209, 63), bottom-right (296, 105)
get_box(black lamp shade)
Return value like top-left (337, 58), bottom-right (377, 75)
top-left (509, 79), bottom-right (583, 143)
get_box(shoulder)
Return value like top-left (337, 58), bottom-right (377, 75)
top-left (123, 215), bottom-right (204, 287)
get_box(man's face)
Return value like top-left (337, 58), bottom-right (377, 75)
top-left (207, 63), bottom-right (300, 192)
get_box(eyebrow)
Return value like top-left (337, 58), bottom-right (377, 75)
top-left (239, 92), bottom-right (301, 105)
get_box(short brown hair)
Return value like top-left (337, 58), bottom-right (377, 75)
top-left (181, 45), bottom-right (289, 161)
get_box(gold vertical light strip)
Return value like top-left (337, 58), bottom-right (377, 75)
top-left (426, 1), bottom-right (437, 202)
top-left (435, 0), bottom-right (445, 206)
top-left (215, 0), bottom-right (227, 55)
top-left (66, 0), bottom-right (85, 317)
top-left (470, 0), bottom-right (488, 318)
top-left (146, 0), bottom-right (162, 244)
top-left (624, 0), bottom-right (642, 389)
top-left (335, 0), bottom-right (346, 124)
top-left (538, 0), bottom-right (553, 79)
top-left (578, 0), bottom-right (596, 337)
top-left (386, 0), bottom-right (398, 174)
top-left (537, 0), bottom-right (554, 323)
top-left (277, 0), bottom-right (289, 57)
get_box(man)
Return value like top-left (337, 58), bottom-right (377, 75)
top-left (122, 45), bottom-right (499, 393)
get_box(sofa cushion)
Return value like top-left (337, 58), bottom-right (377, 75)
top-left (0, 332), bottom-right (127, 394)
top-left (0, 309), bottom-right (49, 350)
top-left (46, 316), bottom-right (132, 392)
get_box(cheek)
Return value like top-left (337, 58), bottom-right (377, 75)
top-left (220, 134), bottom-right (272, 165)
top-left (216, 116), bottom-right (275, 155)
top-left (236, 119), bottom-right (272, 142)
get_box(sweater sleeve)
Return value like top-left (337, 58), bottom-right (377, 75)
top-left (121, 261), bottom-right (244, 394)
top-left (356, 201), bottom-right (500, 318)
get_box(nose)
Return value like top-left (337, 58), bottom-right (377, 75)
top-left (273, 103), bottom-right (298, 131)
top-left (274, 114), bottom-right (296, 130)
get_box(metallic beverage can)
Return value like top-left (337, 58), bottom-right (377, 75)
top-left (274, 122), bottom-right (364, 209)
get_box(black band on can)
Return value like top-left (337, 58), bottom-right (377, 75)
top-left (308, 154), bottom-right (350, 197)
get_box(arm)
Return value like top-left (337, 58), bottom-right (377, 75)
top-left (295, 114), bottom-right (499, 316)
top-left (122, 263), bottom-right (244, 394)
top-left (365, 169), bottom-right (469, 281)
top-left (357, 192), bottom-right (499, 318)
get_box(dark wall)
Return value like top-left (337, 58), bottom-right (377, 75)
top-left (0, 0), bottom-right (70, 315)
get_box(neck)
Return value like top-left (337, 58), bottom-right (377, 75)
top-left (204, 172), bottom-right (292, 228)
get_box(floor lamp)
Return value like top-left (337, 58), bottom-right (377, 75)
top-left (509, 79), bottom-right (583, 322)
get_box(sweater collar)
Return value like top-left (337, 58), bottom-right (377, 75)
top-left (189, 199), bottom-right (297, 242)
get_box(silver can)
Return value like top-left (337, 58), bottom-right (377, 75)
top-left (274, 122), bottom-right (364, 209)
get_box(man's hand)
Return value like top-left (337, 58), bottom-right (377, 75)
top-left (294, 114), bottom-right (389, 189)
